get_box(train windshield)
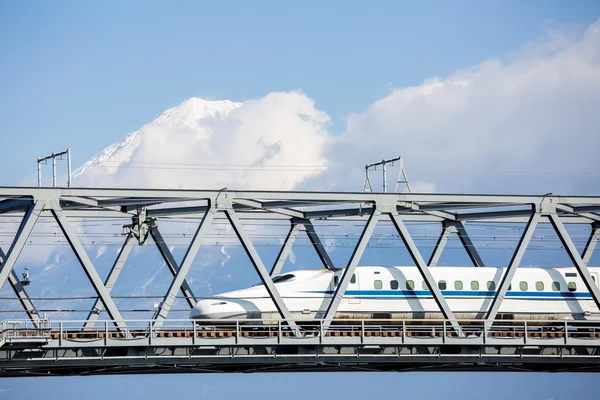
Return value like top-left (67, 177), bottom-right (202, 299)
top-left (253, 274), bottom-right (296, 286)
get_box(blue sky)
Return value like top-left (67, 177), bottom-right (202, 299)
top-left (1, 0), bottom-right (600, 184)
top-left (2, 1), bottom-right (600, 398)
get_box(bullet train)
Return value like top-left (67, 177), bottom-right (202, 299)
top-left (190, 266), bottom-right (600, 323)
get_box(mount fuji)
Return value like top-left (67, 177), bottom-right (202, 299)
top-left (73, 93), bottom-right (331, 191)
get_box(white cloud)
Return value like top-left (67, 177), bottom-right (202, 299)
top-left (75, 93), bottom-right (330, 191)
top-left (318, 19), bottom-right (600, 194)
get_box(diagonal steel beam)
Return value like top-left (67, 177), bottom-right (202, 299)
top-left (48, 200), bottom-right (128, 332)
top-left (454, 221), bottom-right (485, 267)
top-left (582, 222), bottom-right (600, 265)
top-left (270, 222), bottom-right (302, 276)
top-left (150, 227), bottom-right (197, 308)
top-left (389, 213), bottom-right (462, 336)
top-left (153, 206), bottom-right (215, 327)
top-left (0, 247), bottom-right (41, 327)
top-left (83, 233), bottom-right (134, 329)
top-left (302, 219), bottom-right (336, 270)
top-left (224, 205), bottom-right (300, 335)
top-left (427, 224), bottom-right (453, 266)
top-left (322, 209), bottom-right (380, 331)
top-left (0, 200), bottom-right (44, 292)
top-left (485, 210), bottom-right (540, 323)
top-left (549, 214), bottom-right (600, 310)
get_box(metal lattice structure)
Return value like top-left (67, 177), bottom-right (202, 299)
top-left (0, 187), bottom-right (599, 375)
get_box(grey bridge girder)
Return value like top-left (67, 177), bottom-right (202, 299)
top-left (153, 204), bottom-right (216, 327)
top-left (270, 222), bottom-right (301, 276)
top-left (0, 247), bottom-right (41, 327)
top-left (270, 218), bottom-right (336, 276)
top-left (583, 222), bottom-right (600, 265)
top-left (322, 208), bottom-right (380, 331)
top-left (0, 200), bottom-right (44, 294)
top-left (485, 208), bottom-right (541, 323)
top-left (223, 200), bottom-right (301, 335)
top-left (427, 220), bottom-right (485, 267)
top-left (48, 200), bottom-right (129, 332)
top-left (150, 227), bottom-right (197, 308)
top-left (388, 212), bottom-right (463, 335)
top-left (549, 213), bottom-right (600, 310)
top-left (83, 233), bottom-right (135, 329)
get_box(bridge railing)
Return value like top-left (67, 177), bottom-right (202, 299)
top-left (2, 318), bottom-right (600, 344)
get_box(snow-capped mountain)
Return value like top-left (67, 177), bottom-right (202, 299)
top-left (74, 98), bottom-right (241, 180)
top-left (73, 93), bottom-right (329, 191)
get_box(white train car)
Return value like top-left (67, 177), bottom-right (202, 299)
top-left (190, 266), bottom-right (600, 323)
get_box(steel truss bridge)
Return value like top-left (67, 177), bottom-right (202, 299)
top-left (0, 187), bottom-right (598, 376)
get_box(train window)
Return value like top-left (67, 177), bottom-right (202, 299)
top-left (487, 281), bottom-right (496, 291)
top-left (333, 276), bottom-right (339, 286)
top-left (350, 274), bottom-right (356, 284)
top-left (272, 274), bottom-right (296, 284)
top-left (471, 281), bottom-right (479, 290)
top-left (536, 281), bottom-right (544, 291)
top-left (519, 281), bottom-right (528, 291)
top-left (422, 281), bottom-right (429, 290)
top-left (552, 282), bottom-right (561, 291)
top-left (508, 284), bottom-right (512, 291)
top-left (566, 273), bottom-right (577, 278)
top-left (454, 280), bottom-right (463, 290)
top-left (390, 280), bottom-right (399, 290)
top-left (568, 282), bottom-right (577, 292)
top-left (406, 280), bottom-right (415, 290)
top-left (438, 280), bottom-right (447, 290)
top-left (374, 280), bottom-right (382, 290)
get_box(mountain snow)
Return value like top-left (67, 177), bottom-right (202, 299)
top-left (74, 93), bottom-right (330, 190)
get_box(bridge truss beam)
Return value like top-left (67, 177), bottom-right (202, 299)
top-left (0, 187), bottom-right (598, 339)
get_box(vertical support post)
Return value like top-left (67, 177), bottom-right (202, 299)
top-left (49, 200), bottom-right (128, 332)
top-left (52, 156), bottom-right (57, 187)
top-left (485, 209), bottom-right (540, 323)
top-left (150, 227), bottom-right (197, 308)
top-left (322, 209), bottom-right (380, 331)
top-left (153, 204), bottom-right (215, 327)
top-left (389, 213), bottom-right (462, 336)
top-left (270, 221), bottom-right (301, 276)
top-left (37, 160), bottom-right (42, 187)
top-left (548, 214), bottom-right (600, 310)
top-left (382, 161), bottom-right (387, 193)
top-left (84, 233), bottom-right (135, 329)
top-left (582, 222), bottom-right (600, 265)
top-left (66, 148), bottom-right (72, 188)
top-left (224, 204), bottom-right (300, 335)
top-left (0, 200), bottom-right (44, 292)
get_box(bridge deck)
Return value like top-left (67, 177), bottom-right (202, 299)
top-left (1, 319), bottom-right (600, 376)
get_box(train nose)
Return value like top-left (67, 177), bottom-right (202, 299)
top-left (189, 299), bottom-right (248, 320)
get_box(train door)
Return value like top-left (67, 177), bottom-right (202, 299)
top-left (349, 272), bottom-right (360, 304)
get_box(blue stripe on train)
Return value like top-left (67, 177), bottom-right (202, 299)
top-left (303, 290), bottom-right (593, 299)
